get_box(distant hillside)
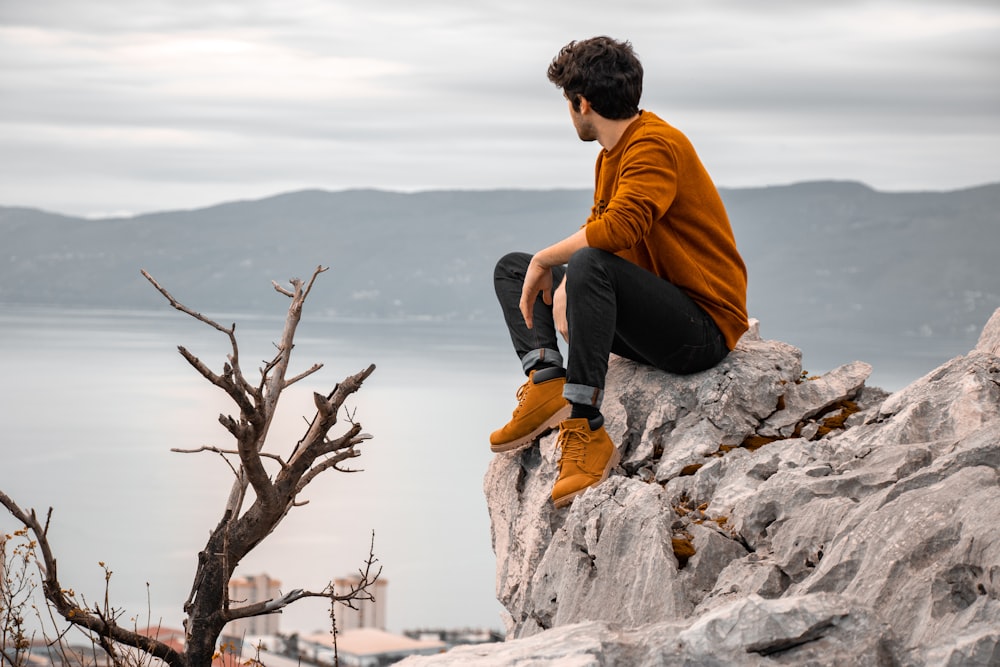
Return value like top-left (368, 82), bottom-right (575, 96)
top-left (3, 182), bottom-right (999, 377)
top-left (1, 189), bottom-right (590, 320)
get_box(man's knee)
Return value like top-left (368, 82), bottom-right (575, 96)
top-left (494, 251), bottom-right (532, 282)
top-left (566, 247), bottom-right (613, 281)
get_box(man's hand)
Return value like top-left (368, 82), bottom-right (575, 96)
top-left (519, 257), bottom-right (553, 329)
top-left (518, 228), bottom-right (590, 330)
top-left (553, 279), bottom-right (568, 342)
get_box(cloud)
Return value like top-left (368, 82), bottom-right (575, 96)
top-left (1, 0), bottom-right (998, 216)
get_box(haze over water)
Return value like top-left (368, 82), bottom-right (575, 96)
top-left (1, 307), bottom-right (515, 636)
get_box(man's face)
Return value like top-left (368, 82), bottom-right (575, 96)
top-left (568, 98), bottom-right (597, 143)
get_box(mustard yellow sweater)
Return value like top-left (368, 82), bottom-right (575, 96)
top-left (584, 111), bottom-right (749, 350)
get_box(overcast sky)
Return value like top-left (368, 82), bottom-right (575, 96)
top-left (2, 0), bottom-right (998, 217)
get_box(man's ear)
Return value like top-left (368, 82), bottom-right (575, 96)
top-left (577, 96), bottom-right (592, 114)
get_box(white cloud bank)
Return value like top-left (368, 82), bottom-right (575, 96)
top-left (1, 0), bottom-right (998, 216)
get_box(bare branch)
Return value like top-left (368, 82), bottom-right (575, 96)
top-left (226, 529), bottom-right (379, 624)
top-left (0, 490), bottom-right (184, 666)
top-left (225, 270), bottom-right (332, 514)
top-left (284, 419), bottom-right (368, 494)
top-left (271, 281), bottom-right (295, 297)
top-left (177, 347), bottom-right (257, 419)
top-left (177, 345), bottom-right (224, 384)
top-left (339, 531), bottom-right (383, 608)
top-left (225, 588), bottom-right (320, 622)
top-left (301, 265), bottom-right (329, 300)
top-left (318, 429), bottom-right (374, 458)
top-left (296, 448), bottom-right (363, 493)
top-left (313, 391), bottom-right (335, 419)
top-left (141, 269), bottom-right (233, 337)
top-left (259, 348), bottom-right (283, 382)
top-left (171, 445), bottom-right (289, 471)
top-left (143, 269), bottom-right (255, 421)
top-left (285, 363), bottom-right (324, 388)
top-left (325, 364), bottom-right (377, 412)
top-left (219, 413), bottom-right (250, 441)
top-left (289, 364), bottom-right (377, 470)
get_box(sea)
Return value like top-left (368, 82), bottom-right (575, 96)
top-left (0, 306), bottom-right (517, 638)
top-left (0, 305), bottom-right (979, 640)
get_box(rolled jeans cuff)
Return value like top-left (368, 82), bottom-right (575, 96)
top-left (563, 383), bottom-right (604, 408)
top-left (520, 348), bottom-right (564, 374)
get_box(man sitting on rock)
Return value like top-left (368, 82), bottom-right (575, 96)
top-left (490, 36), bottom-right (749, 508)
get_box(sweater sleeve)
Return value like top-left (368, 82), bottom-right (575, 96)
top-left (584, 133), bottom-right (678, 252)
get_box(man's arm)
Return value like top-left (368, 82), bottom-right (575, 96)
top-left (519, 227), bottom-right (590, 330)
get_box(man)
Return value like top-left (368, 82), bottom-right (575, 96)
top-left (490, 36), bottom-right (748, 508)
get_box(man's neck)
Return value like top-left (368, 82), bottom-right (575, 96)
top-left (597, 113), bottom-right (641, 151)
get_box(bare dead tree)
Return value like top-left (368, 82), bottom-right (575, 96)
top-left (0, 266), bottom-right (381, 667)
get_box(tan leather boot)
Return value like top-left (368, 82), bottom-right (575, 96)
top-left (490, 367), bottom-right (571, 453)
top-left (551, 417), bottom-right (620, 508)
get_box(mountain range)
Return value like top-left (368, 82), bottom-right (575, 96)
top-left (3, 181), bottom-right (998, 383)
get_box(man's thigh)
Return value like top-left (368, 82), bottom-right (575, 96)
top-left (573, 249), bottom-right (726, 374)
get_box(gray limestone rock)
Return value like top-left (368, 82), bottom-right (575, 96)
top-left (445, 308), bottom-right (1000, 666)
top-left (699, 554), bottom-right (792, 611)
top-left (397, 620), bottom-right (671, 667)
top-left (976, 307), bottom-right (1000, 356)
top-left (759, 360), bottom-right (872, 436)
top-left (484, 431), bottom-right (563, 636)
top-left (525, 477), bottom-right (690, 633)
top-left (399, 593), bottom-right (896, 666)
top-left (677, 593), bottom-right (895, 664)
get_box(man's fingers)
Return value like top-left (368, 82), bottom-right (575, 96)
top-left (556, 315), bottom-right (569, 343)
top-left (520, 260), bottom-right (553, 330)
top-left (519, 295), bottom-right (534, 329)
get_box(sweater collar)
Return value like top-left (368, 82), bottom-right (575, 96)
top-left (604, 110), bottom-right (647, 157)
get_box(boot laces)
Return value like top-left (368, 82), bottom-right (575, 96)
top-left (558, 422), bottom-right (591, 468)
top-left (510, 379), bottom-right (531, 417)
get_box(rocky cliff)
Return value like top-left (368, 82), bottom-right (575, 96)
top-left (402, 310), bottom-right (1000, 666)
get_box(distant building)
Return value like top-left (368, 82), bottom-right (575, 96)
top-left (404, 627), bottom-right (505, 646)
top-left (300, 628), bottom-right (445, 666)
top-left (226, 573), bottom-right (283, 639)
top-left (333, 575), bottom-right (388, 631)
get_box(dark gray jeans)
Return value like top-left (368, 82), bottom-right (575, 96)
top-left (494, 248), bottom-right (728, 408)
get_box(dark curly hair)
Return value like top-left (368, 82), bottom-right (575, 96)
top-left (546, 36), bottom-right (643, 120)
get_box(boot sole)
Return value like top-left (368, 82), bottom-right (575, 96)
top-left (490, 404), bottom-right (572, 453)
top-left (552, 445), bottom-right (622, 509)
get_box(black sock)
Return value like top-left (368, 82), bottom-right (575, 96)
top-left (530, 365), bottom-right (565, 383)
top-left (570, 402), bottom-right (601, 423)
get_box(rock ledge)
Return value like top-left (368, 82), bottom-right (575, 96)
top-left (402, 311), bottom-right (1000, 666)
